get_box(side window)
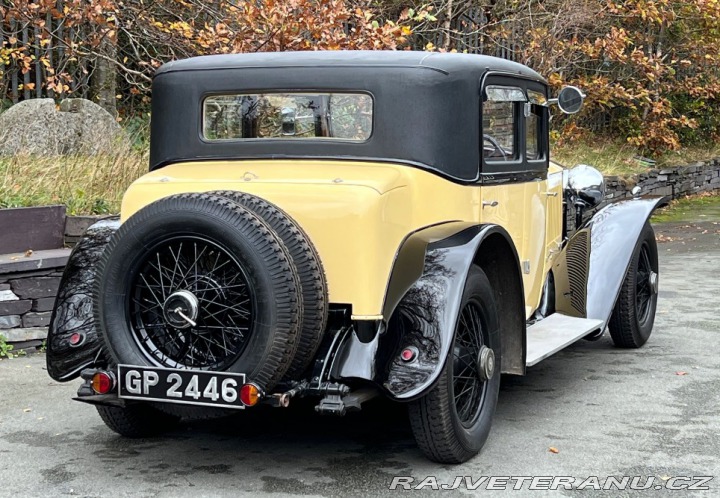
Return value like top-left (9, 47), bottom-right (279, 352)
top-left (526, 110), bottom-right (539, 160)
top-left (483, 101), bottom-right (515, 161)
top-left (482, 86), bottom-right (525, 163)
top-left (526, 90), bottom-right (546, 161)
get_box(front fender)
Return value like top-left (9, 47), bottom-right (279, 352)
top-left (555, 196), bottom-right (668, 324)
top-left (46, 217), bottom-right (119, 381)
top-left (586, 196), bottom-right (668, 323)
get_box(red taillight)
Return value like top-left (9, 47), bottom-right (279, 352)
top-left (400, 347), bottom-right (417, 362)
top-left (91, 372), bottom-right (114, 394)
top-left (240, 383), bottom-right (260, 406)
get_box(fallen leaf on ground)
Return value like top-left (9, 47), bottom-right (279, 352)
top-left (675, 371), bottom-right (688, 376)
top-left (549, 447), bottom-right (559, 454)
top-left (23, 408), bottom-right (31, 412)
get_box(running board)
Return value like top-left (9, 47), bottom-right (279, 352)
top-left (526, 314), bottom-right (604, 367)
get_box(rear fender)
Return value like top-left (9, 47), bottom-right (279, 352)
top-left (46, 217), bottom-right (119, 381)
top-left (333, 222), bottom-right (525, 401)
top-left (554, 196), bottom-right (668, 324)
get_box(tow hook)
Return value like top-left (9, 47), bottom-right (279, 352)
top-left (261, 381), bottom-right (309, 408)
top-left (265, 393), bottom-right (291, 408)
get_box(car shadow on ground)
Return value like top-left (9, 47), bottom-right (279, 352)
top-left (90, 336), bottom-right (614, 459)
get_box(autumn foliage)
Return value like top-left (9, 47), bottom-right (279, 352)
top-left (405, 0), bottom-right (720, 154)
top-left (510, 0), bottom-right (720, 153)
top-left (1, 1), bottom-right (407, 108)
top-left (3, 0), bottom-right (720, 155)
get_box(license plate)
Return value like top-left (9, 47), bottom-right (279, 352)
top-left (118, 365), bottom-right (246, 410)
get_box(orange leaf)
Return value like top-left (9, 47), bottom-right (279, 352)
top-left (549, 447), bottom-right (559, 454)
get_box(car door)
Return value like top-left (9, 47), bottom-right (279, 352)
top-left (478, 77), bottom-right (551, 318)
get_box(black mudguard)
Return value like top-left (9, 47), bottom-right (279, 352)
top-left (555, 196), bottom-right (668, 324)
top-left (46, 217), bottom-right (119, 381)
top-left (333, 222), bottom-right (523, 401)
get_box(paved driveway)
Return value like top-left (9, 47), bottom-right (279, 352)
top-left (0, 222), bottom-right (718, 497)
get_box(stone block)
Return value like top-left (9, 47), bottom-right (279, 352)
top-left (32, 297), bottom-right (56, 312)
top-left (0, 98), bottom-right (127, 156)
top-left (0, 327), bottom-right (47, 342)
top-left (0, 289), bottom-right (19, 302)
top-left (22, 312), bottom-right (52, 328)
top-left (8, 340), bottom-right (43, 354)
top-left (0, 300), bottom-right (31, 316)
top-left (64, 215), bottom-right (104, 239)
top-left (9, 277), bottom-right (61, 299)
top-left (0, 315), bottom-right (22, 329)
top-left (0, 249), bottom-right (70, 276)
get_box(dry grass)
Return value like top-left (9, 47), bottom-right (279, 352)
top-left (1, 135), bottom-right (719, 215)
top-left (552, 138), bottom-right (720, 177)
top-left (0, 149), bottom-right (147, 215)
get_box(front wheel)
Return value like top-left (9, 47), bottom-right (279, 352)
top-left (408, 265), bottom-right (501, 464)
top-left (608, 222), bottom-right (659, 348)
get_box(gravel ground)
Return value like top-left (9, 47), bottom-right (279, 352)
top-left (0, 221), bottom-right (717, 497)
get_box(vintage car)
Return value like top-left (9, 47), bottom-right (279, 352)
top-left (46, 51), bottom-right (663, 464)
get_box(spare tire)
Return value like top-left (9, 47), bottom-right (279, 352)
top-left (211, 191), bottom-right (328, 377)
top-left (94, 193), bottom-right (301, 391)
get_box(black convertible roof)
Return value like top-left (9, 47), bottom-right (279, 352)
top-left (155, 51), bottom-right (544, 80)
top-left (150, 51), bottom-right (546, 181)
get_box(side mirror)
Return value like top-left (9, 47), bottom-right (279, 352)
top-left (554, 86), bottom-right (585, 114)
top-left (567, 164), bottom-right (605, 208)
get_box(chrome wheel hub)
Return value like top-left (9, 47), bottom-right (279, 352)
top-left (163, 290), bottom-right (199, 329)
top-left (649, 271), bottom-right (658, 294)
top-left (477, 345), bottom-right (495, 382)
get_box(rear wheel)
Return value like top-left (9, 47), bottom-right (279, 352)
top-left (408, 266), bottom-right (500, 464)
top-left (94, 193), bottom-right (302, 392)
top-left (609, 222), bottom-right (659, 348)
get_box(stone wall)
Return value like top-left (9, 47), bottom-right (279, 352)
top-left (0, 214), bottom-right (102, 353)
top-left (0, 250), bottom-right (70, 351)
top-left (604, 158), bottom-right (720, 201)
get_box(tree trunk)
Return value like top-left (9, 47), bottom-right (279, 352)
top-left (91, 35), bottom-right (117, 117)
top-left (443, 0), bottom-right (455, 51)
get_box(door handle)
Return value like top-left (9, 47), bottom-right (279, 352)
top-left (543, 192), bottom-right (558, 197)
top-left (482, 200), bottom-right (499, 208)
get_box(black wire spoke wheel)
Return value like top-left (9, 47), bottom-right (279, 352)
top-left (452, 300), bottom-right (488, 427)
top-left (609, 221), bottom-right (659, 349)
top-left (97, 193), bottom-right (301, 395)
top-left (408, 265), bottom-right (500, 464)
top-left (129, 236), bottom-right (254, 370)
top-left (635, 243), bottom-right (654, 325)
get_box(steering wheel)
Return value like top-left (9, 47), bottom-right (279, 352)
top-left (483, 134), bottom-right (508, 160)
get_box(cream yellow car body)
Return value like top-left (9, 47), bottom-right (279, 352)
top-left (121, 160), bottom-right (566, 321)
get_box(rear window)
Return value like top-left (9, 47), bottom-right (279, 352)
top-left (203, 93), bottom-right (373, 141)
